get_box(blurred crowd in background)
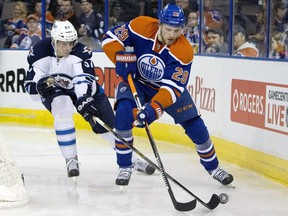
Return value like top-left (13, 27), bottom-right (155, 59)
top-left (0, 0), bottom-right (287, 59)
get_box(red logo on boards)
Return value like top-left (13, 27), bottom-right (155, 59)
top-left (231, 79), bottom-right (288, 135)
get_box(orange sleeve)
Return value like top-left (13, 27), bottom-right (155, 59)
top-left (102, 41), bottom-right (124, 65)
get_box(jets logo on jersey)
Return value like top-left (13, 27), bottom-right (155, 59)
top-left (53, 74), bottom-right (74, 89)
top-left (82, 46), bottom-right (92, 54)
top-left (28, 47), bottom-right (34, 57)
top-left (138, 54), bottom-right (165, 81)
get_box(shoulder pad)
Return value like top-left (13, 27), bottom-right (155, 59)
top-left (129, 16), bottom-right (159, 38)
top-left (27, 37), bottom-right (54, 65)
top-left (169, 35), bottom-right (194, 65)
top-left (70, 42), bottom-right (93, 60)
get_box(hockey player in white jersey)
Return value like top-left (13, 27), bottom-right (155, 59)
top-left (24, 20), bottom-right (155, 181)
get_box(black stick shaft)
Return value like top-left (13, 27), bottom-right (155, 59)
top-left (93, 116), bottom-right (219, 209)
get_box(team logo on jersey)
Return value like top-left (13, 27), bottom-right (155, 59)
top-left (82, 46), bottom-right (92, 54)
top-left (53, 74), bottom-right (74, 89)
top-left (120, 86), bottom-right (127, 92)
top-left (28, 47), bottom-right (34, 57)
top-left (138, 54), bottom-right (165, 81)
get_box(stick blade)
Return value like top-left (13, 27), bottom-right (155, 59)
top-left (174, 199), bottom-right (197, 211)
top-left (205, 194), bottom-right (221, 210)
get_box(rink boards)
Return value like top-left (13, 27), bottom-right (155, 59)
top-left (0, 50), bottom-right (287, 185)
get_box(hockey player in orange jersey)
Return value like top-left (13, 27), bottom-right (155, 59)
top-left (102, 4), bottom-right (234, 187)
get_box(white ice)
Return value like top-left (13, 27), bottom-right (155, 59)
top-left (1, 123), bottom-right (288, 216)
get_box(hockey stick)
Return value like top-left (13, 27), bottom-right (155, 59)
top-left (127, 75), bottom-right (197, 211)
top-left (92, 115), bottom-right (221, 210)
top-left (127, 74), bottom-right (221, 210)
top-left (92, 115), bottom-right (196, 211)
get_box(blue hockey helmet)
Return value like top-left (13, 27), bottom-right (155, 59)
top-left (159, 4), bottom-right (185, 27)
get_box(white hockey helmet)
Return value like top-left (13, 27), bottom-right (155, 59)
top-left (51, 20), bottom-right (77, 42)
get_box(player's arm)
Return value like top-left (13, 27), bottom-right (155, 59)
top-left (102, 22), bottom-right (134, 64)
top-left (25, 39), bottom-right (56, 98)
top-left (73, 58), bottom-right (100, 122)
top-left (25, 63), bottom-right (55, 98)
top-left (133, 64), bottom-right (191, 127)
top-left (24, 66), bottom-right (38, 95)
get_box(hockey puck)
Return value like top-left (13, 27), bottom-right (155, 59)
top-left (219, 193), bottom-right (229, 204)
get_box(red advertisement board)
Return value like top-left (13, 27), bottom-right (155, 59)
top-left (231, 79), bottom-right (288, 135)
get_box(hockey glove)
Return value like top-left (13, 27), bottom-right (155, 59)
top-left (133, 101), bottom-right (163, 128)
top-left (115, 51), bottom-right (137, 81)
top-left (36, 76), bottom-right (60, 98)
top-left (76, 95), bottom-right (99, 122)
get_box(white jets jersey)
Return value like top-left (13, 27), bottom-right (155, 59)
top-left (25, 37), bottom-right (97, 98)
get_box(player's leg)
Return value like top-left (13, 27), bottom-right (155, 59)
top-left (113, 82), bottom-right (155, 186)
top-left (43, 94), bottom-right (79, 178)
top-left (114, 98), bottom-right (135, 186)
top-left (180, 117), bottom-right (233, 185)
top-left (88, 91), bottom-right (116, 146)
top-left (165, 89), bottom-right (233, 185)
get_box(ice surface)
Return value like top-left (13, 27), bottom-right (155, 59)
top-left (0, 124), bottom-right (288, 216)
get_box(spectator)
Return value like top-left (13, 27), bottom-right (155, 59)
top-left (248, 8), bottom-right (266, 57)
top-left (59, 0), bottom-right (80, 32)
top-left (270, 31), bottom-right (287, 59)
top-left (273, 1), bottom-right (288, 32)
top-left (49, 0), bottom-right (63, 19)
top-left (78, 0), bottom-right (104, 43)
top-left (183, 10), bottom-right (199, 53)
top-left (204, 27), bottom-right (228, 55)
top-left (33, 0), bottom-right (55, 35)
top-left (10, 14), bottom-right (42, 49)
top-left (141, 0), bottom-right (158, 18)
top-left (175, 0), bottom-right (191, 20)
top-left (94, 0), bottom-right (104, 15)
top-left (233, 25), bottom-right (259, 57)
top-left (175, 0), bottom-right (189, 9)
top-left (111, 0), bottom-right (141, 24)
top-left (3, 1), bottom-right (27, 48)
top-left (204, 0), bottom-right (224, 30)
top-left (109, 0), bottom-right (123, 28)
top-left (234, 3), bottom-right (253, 36)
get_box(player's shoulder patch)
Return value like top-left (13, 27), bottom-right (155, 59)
top-left (169, 35), bottom-right (194, 65)
top-left (129, 16), bottom-right (159, 39)
top-left (70, 42), bottom-right (93, 60)
top-left (27, 37), bottom-right (53, 64)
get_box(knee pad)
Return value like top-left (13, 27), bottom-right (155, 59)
top-left (50, 96), bottom-right (75, 131)
top-left (51, 96), bottom-right (74, 119)
top-left (181, 116), bottom-right (209, 144)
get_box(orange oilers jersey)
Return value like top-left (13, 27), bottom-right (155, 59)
top-left (102, 16), bottom-right (194, 108)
